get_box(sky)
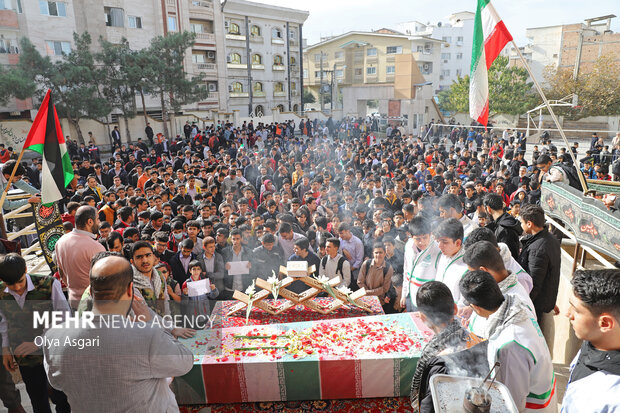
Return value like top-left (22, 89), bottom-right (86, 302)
top-left (246, 0), bottom-right (620, 46)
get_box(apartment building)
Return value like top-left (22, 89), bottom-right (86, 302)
top-left (397, 11), bottom-right (475, 92)
top-left (506, 15), bottom-right (620, 84)
top-left (220, 0), bottom-right (308, 117)
top-left (303, 30), bottom-right (443, 103)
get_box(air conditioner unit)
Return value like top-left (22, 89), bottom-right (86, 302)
top-left (443, 59), bottom-right (448, 63)
top-left (207, 51), bottom-right (215, 58)
top-left (226, 55), bottom-right (232, 63)
top-left (208, 83), bottom-right (217, 92)
top-left (423, 63), bottom-right (430, 70)
top-left (228, 85), bottom-right (233, 92)
top-left (224, 21), bottom-right (230, 29)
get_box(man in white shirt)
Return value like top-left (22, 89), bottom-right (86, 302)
top-left (434, 218), bottom-right (469, 306)
top-left (401, 217), bottom-right (441, 311)
top-left (463, 241), bottom-right (535, 338)
top-left (460, 271), bottom-right (557, 412)
top-left (318, 238), bottom-right (351, 288)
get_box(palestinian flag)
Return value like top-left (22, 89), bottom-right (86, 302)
top-left (22, 90), bottom-right (74, 204)
top-left (469, 0), bottom-right (513, 126)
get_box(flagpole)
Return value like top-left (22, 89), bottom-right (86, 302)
top-left (509, 40), bottom-right (588, 193)
top-left (0, 147), bottom-right (30, 212)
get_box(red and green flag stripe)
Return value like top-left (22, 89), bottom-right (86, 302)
top-left (22, 90), bottom-right (74, 204)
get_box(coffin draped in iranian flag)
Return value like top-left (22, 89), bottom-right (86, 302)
top-left (173, 312), bottom-right (433, 404)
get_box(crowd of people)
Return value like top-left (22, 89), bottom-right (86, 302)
top-left (0, 117), bottom-right (617, 412)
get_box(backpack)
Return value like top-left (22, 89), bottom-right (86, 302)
top-left (361, 259), bottom-right (391, 278)
top-left (321, 255), bottom-right (346, 278)
top-left (555, 163), bottom-right (583, 191)
top-left (612, 158), bottom-right (620, 177)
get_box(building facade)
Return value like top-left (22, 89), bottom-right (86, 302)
top-left (397, 11), bottom-right (475, 93)
top-left (303, 30), bottom-right (444, 108)
top-left (221, 0), bottom-right (308, 118)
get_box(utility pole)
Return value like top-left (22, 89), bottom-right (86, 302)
top-left (319, 52), bottom-right (324, 112)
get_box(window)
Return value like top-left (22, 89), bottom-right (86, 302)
top-left (104, 7), bottom-right (123, 26)
top-left (314, 53), bottom-right (321, 62)
top-left (441, 53), bottom-right (451, 60)
top-left (192, 53), bottom-right (206, 64)
top-left (441, 69), bottom-right (450, 77)
top-left (276, 104), bottom-right (284, 111)
top-left (228, 22), bottom-right (240, 34)
top-left (250, 25), bottom-right (261, 37)
top-left (253, 82), bottom-right (263, 92)
top-left (366, 48), bottom-right (377, 56)
top-left (366, 66), bottom-right (376, 75)
top-left (291, 81), bottom-right (296, 90)
top-left (289, 29), bottom-right (296, 40)
top-left (167, 16), bottom-right (177, 31)
top-left (229, 53), bottom-right (241, 64)
top-left (303, 69), bottom-right (308, 78)
top-left (386, 65), bottom-right (395, 74)
top-left (274, 82), bottom-right (284, 92)
top-left (128, 16), bottom-right (142, 29)
top-left (231, 82), bottom-right (243, 93)
top-left (456, 69), bottom-right (462, 77)
top-left (314, 71), bottom-right (320, 78)
top-left (252, 54), bottom-right (262, 65)
top-left (255, 105), bottom-right (264, 116)
top-left (40, 1), bottom-right (66, 16)
top-left (457, 36), bottom-right (463, 42)
top-left (335, 51), bottom-right (344, 59)
top-left (456, 52), bottom-right (463, 60)
top-left (45, 40), bottom-right (70, 56)
top-left (289, 56), bottom-right (296, 65)
top-left (416, 45), bottom-right (424, 52)
top-left (335, 69), bottom-right (344, 78)
top-left (386, 46), bottom-right (402, 54)
top-left (1, 0), bottom-right (21, 12)
top-left (190, 23), bottom-right (203, 33)
top-left (442, 36), bottom-right (452, 43)
top-left (273, 55), bottom-right (283, 65)
top-left (272, 27), bottom-right (282, 39)
top-left (354, 68), bottom-right (363, 76)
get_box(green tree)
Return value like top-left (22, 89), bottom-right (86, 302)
top-left (15, 33), bottom-right (110, 144)
top-left (544, 54), bottom-right (620, 118)
top-left (302, 88), bottom-right (316, 104)
top-left (143, 32), bottom-right (208, 138)
top-left (438, 56), bottom-right (539, 116)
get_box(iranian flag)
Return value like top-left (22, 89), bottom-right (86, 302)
top-left (22, 90), bottom-right (74, 204)
top-left (469, 0), bottom-right (513, 126)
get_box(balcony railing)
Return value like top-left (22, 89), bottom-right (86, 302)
top-left (206, 92), bottom-right (219, 101)
top-left (229, 92), bottom-right (249, 98)
top-left (272, 64), bottom-right (285, 71)
top-left (195, 32), bottom-right (215, 43)
top-left (226, 33), bottom-right (246, 41)
top-left (273, 91), bottom-right (286, 97)
top-left (194, 63), bottom-right (216, 74)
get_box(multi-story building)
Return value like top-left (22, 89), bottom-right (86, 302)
top-left (0, 0), bottom-right (308, 120)
top-left (506, 15), bottom-right (620, 84)
top-left (220, 0), bottom-right (308, 118)
top-left (303, 30), bottom-right (444, 104)
top-left (397, 11), bottom-right (475, 92)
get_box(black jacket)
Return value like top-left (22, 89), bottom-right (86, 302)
top-left (221, 246), bottom-right (253, 291)
top-left (169, 251), bottom-right (197, 285)
top-left (518, 228), bottom-right (561, 315)
top-left (251, 245), bottom-right (285, 281)
top-left (488, 212), bottom-right (522, 260)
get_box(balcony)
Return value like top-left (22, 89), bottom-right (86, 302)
top-left (249, 35), bottom-right (263, 43)
top-left (206, 92), bottom-right (219, 101)
top-left (226, 33), bottom-right (246, 41)
top-left (251, 64), bottom-right (264, 70)
top-left (194, 63), bottom-right (217, 75)
top-left (273, 91), bottom-right (286, 97)
top-left (166, 0), bottom-right (176, 9)
top-left (272, 64), bottom-right (285, 71)
top-left (190, 0), bottom-right (214, 19)
top-left (227, 62), bottom-right (246, 69)
top-left (229, 92), bottom-right (249, 98)
top-left (195, 32), bottom-right (215, 43)
top-left (271, 38), bottom-right (285, 45)
top-left (253, 91), bottom-right (266, 97)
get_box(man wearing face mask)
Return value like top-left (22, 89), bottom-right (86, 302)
top-left (43, 252), bottom-right (194, 412)
top-left (55, 206), bottom-right (106, 309)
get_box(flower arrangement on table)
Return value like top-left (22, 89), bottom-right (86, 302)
top-left (245, 281), bottom-right (256, 325)
top-left (212, 318), bottom-right (429, 362)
